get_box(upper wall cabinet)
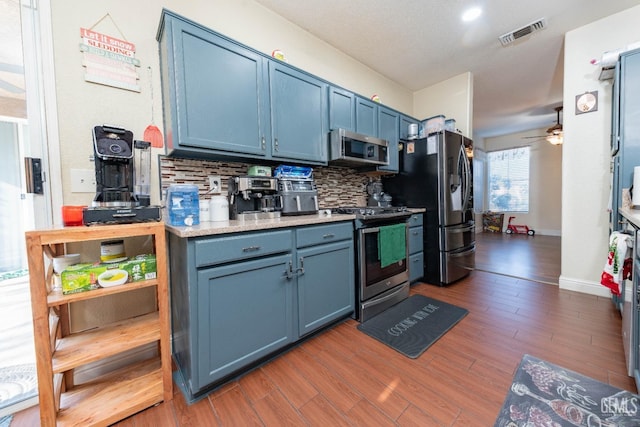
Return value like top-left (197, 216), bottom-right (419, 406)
top-left (377, 106), bottom-right (400, 173)
top-left (269, 62), bottom-right (328, 163)
top-left (157, 10), bottom-right (327, 165)
top-left (329, 87), bottom-right (355, 131)
top-left (355, 96), bottom-right (378, 136)
top-left (400, 115), bottom-right (420, 141)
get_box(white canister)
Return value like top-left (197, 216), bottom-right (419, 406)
top-left (210, 195), bottom-right (229, 222)
top-left (199, 200), bottom-right (211, 222)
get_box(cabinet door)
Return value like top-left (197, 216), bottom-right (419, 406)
top-left (409, 252), bottom-right (425, 283)
top-left (195, 253), bottom-right (293, 390)
top-left (296, 240), bottom-right (354, 336)
top-left (400, 115), bottom-right (420, 140)
top-left (269, 62), bottom-right (328, 163)
top-left (377, 106), bottom-right (400, 173)
top-left (355, 96), bottom-right (378, 136)
top-left (169, 18), bottom-right (269, 156)
top-left (329, 86), bottom-right (355, 131)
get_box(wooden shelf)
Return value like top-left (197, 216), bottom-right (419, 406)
top-left (52, 312), bottom-right (160, 373)
top-left (26, 221), bottom-right (172, 427)
top-left (47, 279), bottom-right (158, 307)
top-left (56, 358), bottom-right (163, 427)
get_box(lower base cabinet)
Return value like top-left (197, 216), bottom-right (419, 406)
top-left (408, 213), bottom-right (425, 282)
top-left (169, 221), bottom-right (354, 401)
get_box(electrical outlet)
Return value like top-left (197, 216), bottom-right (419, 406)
top-left (208, 175), bottom-right (222, 194)
top-left (70, 168), bottom-right (96, 193)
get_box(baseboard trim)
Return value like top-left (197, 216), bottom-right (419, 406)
top-left (559, 274), bottom-right (623, 299)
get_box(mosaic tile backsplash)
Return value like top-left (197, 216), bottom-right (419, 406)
top-left (160, 157), bottom-right (382, 208)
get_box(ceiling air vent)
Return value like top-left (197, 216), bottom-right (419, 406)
top-left (499, 18), bottom-right (547, 46)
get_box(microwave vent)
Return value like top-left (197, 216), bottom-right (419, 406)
top-left (499, 18), bottom-right (547, 46)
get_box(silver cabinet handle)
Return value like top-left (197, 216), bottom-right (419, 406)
top-left (274, 138), bottom-right (279, 151)
top-left (295, 257), bottom-right (305, 275)
top-left (242, 246), bottom-right (261, 252)
top-left (322, 233), bottom-right (335, 239)
top-left (261, 136), bottom-right (266, 150)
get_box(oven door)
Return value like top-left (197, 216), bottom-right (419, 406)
top-left (359, 222), bottom-right (409, 301)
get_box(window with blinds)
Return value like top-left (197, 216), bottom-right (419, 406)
top-left (487, 147), bottom-right (530, 212)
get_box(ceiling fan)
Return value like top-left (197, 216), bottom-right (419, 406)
top-left (523, 106), bottom-right (563, 145)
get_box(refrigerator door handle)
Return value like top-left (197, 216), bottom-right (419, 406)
top-left (460, 144), bottom-right (472, 212)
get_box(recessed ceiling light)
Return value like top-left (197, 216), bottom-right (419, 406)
top-left (462, 7), bottom-right (482, 22)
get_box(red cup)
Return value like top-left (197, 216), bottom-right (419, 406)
top-left (62, 205), bottom-right (86, 226)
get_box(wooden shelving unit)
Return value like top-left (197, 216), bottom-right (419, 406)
top-left (25, 222), bottom-right (172, 427)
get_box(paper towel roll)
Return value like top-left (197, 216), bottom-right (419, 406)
top-left (632, 166), bottom-right (640, 207)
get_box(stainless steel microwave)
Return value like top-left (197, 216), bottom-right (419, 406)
top-left (328, 128), bottom-right (389, 167)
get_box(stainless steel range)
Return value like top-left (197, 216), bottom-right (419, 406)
top-left (334, 206), bottom-right (412, 322)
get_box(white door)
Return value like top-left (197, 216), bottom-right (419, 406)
top-left (0, 0), bottom-right (58, 416)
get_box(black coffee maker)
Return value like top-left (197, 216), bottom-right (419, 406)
top-left (82, 125), bottom-right (161, 225)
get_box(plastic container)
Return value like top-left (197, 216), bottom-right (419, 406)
top-left (62, 205), bottom-right (86, 226)
top-left (247, 165), bottom-right (272, 177)
top-left (445, 118), bottom-right (456, 132)
top-left (166, 184), bottom-right (200, 226)
top-left (210, 195), bottom-right (229, 222)
top-left (274, 165), bottom-right (313, 179)
top-left (421, 115), bottom-right (446, 136)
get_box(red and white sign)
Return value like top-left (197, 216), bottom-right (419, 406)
top-left (80, 27), bottom-right (140, 92)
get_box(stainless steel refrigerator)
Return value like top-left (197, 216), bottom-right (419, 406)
top-left (382, 130), bottom-right (475, 285)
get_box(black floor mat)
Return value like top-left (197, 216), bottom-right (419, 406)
top-left (357, 295), bottom-right (468, 359)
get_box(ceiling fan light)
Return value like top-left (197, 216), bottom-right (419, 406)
top-left (546, 134), bottom-right (563, 145)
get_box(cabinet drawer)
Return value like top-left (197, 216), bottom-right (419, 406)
top-left (408, 225), bottom-right (423, 255)
top-left (408, 213), bottom-right (423, 227)
top-left (296, 222), bottom-right (353, 248)
top-left (409, 252), bottom-right (424, 283)
top-left (194, 230), bottom-right (292, 267)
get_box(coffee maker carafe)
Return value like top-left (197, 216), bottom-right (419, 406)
top-left (228, 176), bottom-right (282, 220)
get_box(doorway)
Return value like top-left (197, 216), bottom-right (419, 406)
top-left (0, 0), bottom-right (57, 417)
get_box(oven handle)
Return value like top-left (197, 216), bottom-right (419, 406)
top-left (361, 223), bottom-right (407, 234)
top-left (450, 246), bottom-right (475, 258)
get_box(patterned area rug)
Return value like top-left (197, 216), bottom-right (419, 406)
top-left (0, 364), bottom-right (37, 411)
top-left (495, 354), bottom-right (640, 426)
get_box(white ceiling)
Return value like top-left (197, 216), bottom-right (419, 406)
top-left (2, 1), bottom-right (638, 135)
top-left (254, 0), bottom-right (640, 138)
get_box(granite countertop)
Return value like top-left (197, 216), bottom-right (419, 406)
top-left (165, 208), bottom-right (426, 238)
top-left (620, 206), bottom-right (640, 228)
top-left (165, 212), bottom-right (357, 238)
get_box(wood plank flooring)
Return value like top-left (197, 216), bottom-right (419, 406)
top-left (475, 231), bottom-right (561, 284)
top-left (12, 235), bottom-right (636, 426)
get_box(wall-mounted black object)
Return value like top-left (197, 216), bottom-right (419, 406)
top-left (25, 157), bottom-right (44, 194)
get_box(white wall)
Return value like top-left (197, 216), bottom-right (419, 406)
top-left (483, 128), bottom-right (562, 236)
top-left (561, 5), bottom-right (640, 296)
top-left (413, 72), bottom-right (473, 137)
top-left (49, 0), bottom-right (414, 207)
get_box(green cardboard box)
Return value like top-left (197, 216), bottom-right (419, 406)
top-left (60, 254), bottom-right (157, 295)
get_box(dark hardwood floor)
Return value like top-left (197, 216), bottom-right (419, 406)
top-left (12, 234), bottom-right (635, 426)
top-left (475, 231), bottom-right (562, 284)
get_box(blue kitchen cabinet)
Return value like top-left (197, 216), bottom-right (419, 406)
top-left (168, 220), bottom-right (354, 402)
top-left (400, 114), bottom-right (420, 140)
top-left (295, 222), bottom-right (355, 336)
top-left (377, 106), bottom-right (400, 173)
top-left (158, 10), bottom-right (327, 165)
top-left (158, 13), bottom-right (269, 158)
top-left (355, 96), bottom-right (378, 136)
top-left (196, 253), bottom-right (294, 390)
top-left (408, 213), bottom-right (424, 282)
top-left (329, 86), bottom-right (356, 131)
top-left (269, 62), bottom-right (328, 163)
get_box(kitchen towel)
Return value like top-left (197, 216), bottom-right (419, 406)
top-left (600, 231), bottom-right (632, 296)
top-left (633, 166), bottom-right (640, 206)
top-left (378, 223), bottom-right (406, 268)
